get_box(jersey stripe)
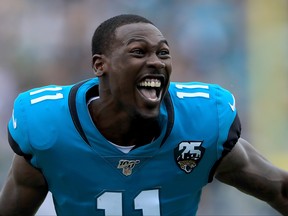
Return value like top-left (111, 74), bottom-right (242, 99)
top-left (68, 80), bottom-right (90, 146)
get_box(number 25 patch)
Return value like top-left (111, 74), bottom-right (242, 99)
top-left (174, 141), bottom-right (205, 174)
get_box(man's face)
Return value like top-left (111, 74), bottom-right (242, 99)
top-left (100, 23), bottom-right (172, 119)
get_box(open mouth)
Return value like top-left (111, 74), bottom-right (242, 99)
top-left (137, 78), bottom-right (163, 102)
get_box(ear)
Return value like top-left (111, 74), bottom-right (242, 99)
top-left (92, 54), bottom-right (104, 77)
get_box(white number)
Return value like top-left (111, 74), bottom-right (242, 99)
top-left (175, 84), bottom-right (209, 99)
top-left (178, 141), bottom-right (202, 159)
top-left (135, 190), bottom-right (161, 215)
top-left (97, 189), bottom-right (160, 216)
top-left (97, 192), bottom-right (123, 216)
top-left (29, 86), bottom-right (64, 104)
top-left (175, 84), bottom-right (209, 89)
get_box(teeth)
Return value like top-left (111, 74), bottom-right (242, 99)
top-left (138, 79), bottom-right (161, 88)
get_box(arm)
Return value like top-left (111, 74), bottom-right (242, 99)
top-left (216, 138), bottom-right (288, 215)
top-left (0, 154), bottom-right (48, 216)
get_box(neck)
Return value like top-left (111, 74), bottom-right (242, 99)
top-left (89, 100), bottom-right (161, 147)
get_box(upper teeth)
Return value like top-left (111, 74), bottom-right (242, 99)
top-left (138, 79), bottom-right (161, 88)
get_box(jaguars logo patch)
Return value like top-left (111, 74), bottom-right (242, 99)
top-left (174, 141), bottom-right (205, 174)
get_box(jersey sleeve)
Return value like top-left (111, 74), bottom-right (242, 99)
top-left (208, 85), bottom-right (241, 181)
top-left (7, 91), bottom-right (33, 160)
top-left (215, 85), bottom-right (241, 157)
top-left (7, 85), bottom-right (69, 167)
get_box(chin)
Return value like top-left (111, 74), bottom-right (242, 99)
top-left (134, 107), bottom-right (160, 121)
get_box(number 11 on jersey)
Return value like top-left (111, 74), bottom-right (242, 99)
top-left (96, 189), bottom-right (160, 216)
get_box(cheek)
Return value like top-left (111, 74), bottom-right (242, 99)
top-left (166, 61), bottom-right (172, 74)
top-left (109, 75), bottom-right (135, 98)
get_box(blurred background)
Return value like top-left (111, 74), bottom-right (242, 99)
top-left (0, 0), bottom-right (287, 215)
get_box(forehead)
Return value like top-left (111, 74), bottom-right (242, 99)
top-left (115, 23), bottom-right (168, 46)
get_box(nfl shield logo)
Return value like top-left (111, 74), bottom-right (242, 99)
top-left (117, 159), bottom-right (140, 176)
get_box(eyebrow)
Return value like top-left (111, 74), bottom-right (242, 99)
top-left (125, 38), bottom-right (169, 47)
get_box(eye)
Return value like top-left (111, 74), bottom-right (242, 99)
top-left (158, 49), bottom-right (170, 58)
top-left (130, 48), bottom-right (145, 56)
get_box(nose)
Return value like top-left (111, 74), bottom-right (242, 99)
top-left (146, 55), bottom-right (165, 70)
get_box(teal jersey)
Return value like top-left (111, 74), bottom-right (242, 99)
top-left (8, 78), bottom-right (241, 216)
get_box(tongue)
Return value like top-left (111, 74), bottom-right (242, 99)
top-left (140, 88), bottom-right (157, 100)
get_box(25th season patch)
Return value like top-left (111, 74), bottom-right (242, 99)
top-left (174, 141), bottom-right (205, 174)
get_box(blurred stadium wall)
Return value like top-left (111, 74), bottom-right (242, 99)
top-left (247, 0), bottom-right (288, 169)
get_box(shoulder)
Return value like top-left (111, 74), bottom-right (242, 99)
top-left (11, 78), bottom-right (97, 121)
top-left (168, 81), bottom-right (233, 97)
top-left (14, 84), bottom-right (71, 109)
top-left (168, 81), bottom-right (236, 112)
top-left (168, 81), bottom-right (241, 153)
top-left (8, 83), bottom-right (78, 154)
top-left (12, 84), bottom-right (72, 126)
top-left (167, 81), bottom-right (240, 136)
top-left (7, 79), bottom-right (98, 165)
top-left (8, 78), bottom-right (98, 141)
